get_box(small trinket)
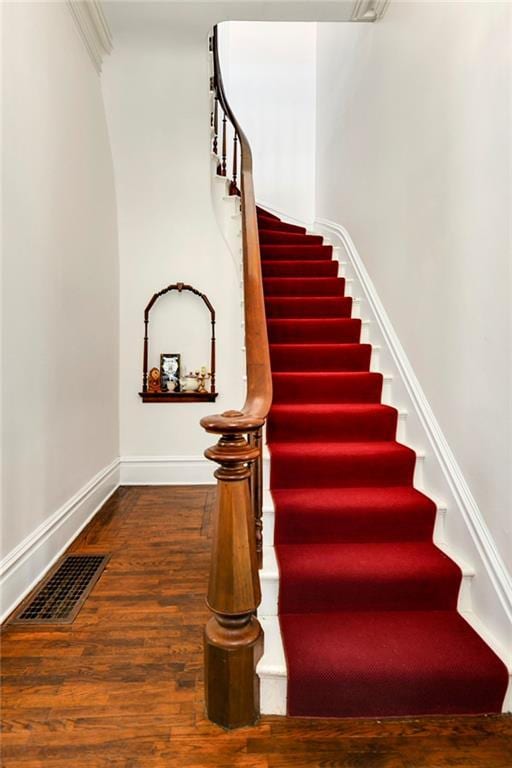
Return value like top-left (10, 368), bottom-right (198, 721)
top-left (148, 367), bottom-right (161, 393)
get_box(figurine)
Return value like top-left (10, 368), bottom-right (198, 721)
top-left (160, 353), bottom-right (180, 393)
top-left (196, 366), bottom-right (211, 394)
top-left (182, 372), bottom-right (200, 392)
top-left (180, 367), bottom-right (211, 393)
top-left (148, 367), bottom-right (161, 393)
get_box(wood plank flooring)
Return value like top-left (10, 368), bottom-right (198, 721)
top-left (1, 486), bottom-right (511, 767)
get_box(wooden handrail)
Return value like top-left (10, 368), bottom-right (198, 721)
top-left (203, 26), bottom-right (272, 431)
top-left (200, 25), bottom-right (272, 729)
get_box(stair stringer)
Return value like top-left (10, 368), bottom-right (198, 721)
top-left (256, 206), bottom-right (511, 715)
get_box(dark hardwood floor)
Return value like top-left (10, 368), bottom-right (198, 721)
top-left (1, 486), bottom-right (511, 767)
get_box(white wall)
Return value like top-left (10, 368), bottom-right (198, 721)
top-left (101, 11), bottom-right (245, 465)
top-left (220, 21), bottom-right (317, 223)
top-left (1, 3), bottom-right (119, 611)
top-left (315, 2), bottom-right (512, 574)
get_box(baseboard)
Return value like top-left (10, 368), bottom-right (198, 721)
top-left (119, 455), bottom-right (214, 485)
top-left (315, 217), bottom-right (512, 706)
top-left (0, 458), bottom-right (120, 623)
top-left (1, 454), bottom-right (214, 621)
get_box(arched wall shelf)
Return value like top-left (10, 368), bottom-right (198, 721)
top-left (139, 282), bottom-right (218, 403)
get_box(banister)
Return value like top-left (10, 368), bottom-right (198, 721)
top-left (200, 25), bottom-right (272, 730)
top-left (203, 26), bottom-right (272, 430)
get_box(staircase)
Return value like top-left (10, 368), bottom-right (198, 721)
top-left (257, 205), bottom-right (509, 718)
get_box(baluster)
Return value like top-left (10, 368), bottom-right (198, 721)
top-left (221, 111), bottom-right (227, 177)
top-left (248, 428), bottom-right (263, 567)
top-left (213, 97), bottom-right (219, 163)
top-left (201, 412), bottom-right (264, 729)
top-left (230, 132), bottom-right (238, 196)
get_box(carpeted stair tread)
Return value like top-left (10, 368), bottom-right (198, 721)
top-left (258, 219), bottom-right (306, 235)
top-left (280, 611), bottom-right (508, 717)
top-left (268, 318), bottom-right (361, 344)
top-left (269, 440), bottom-right (416, 488)
top-left (263, 277), bottom-right (345, 297)
top-left (265, 296), bottom-right (353, 319)
top-left (267, 403), bottom-right (398, 442)
top-left (262, 259), bottom-right (339, 277)
top-left (272, 486), bottom-right (437, 543)
top-left (257, 212), bottom-right (288, 224)
top-left (257, 213), bottom-right (299, 223)
top-left (280, 610), bottom-right (509, 717)
top-left (259, 230), bottom-right (324, 245)
top-left (270, 343), bottom-right (371, 372)
top-left (256, 206), bottom-right (280, 220)
top-left (276, 541), bottom-right (461, 613)
top-left (272, 371), bottom-right (383, 403)
top-left (261, 244), bottom-right (333, 260)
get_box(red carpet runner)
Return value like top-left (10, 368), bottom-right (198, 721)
top-left (258, 205), bottom-right (508, 718)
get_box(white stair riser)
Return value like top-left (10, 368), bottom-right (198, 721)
top-left (257, 615), bottom-right (287, 715)
top-left (259, 673), bottom-right (287, 716)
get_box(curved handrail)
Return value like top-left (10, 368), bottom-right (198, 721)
top-left (201, 25), bottom-right (272, 435)
top-left (202, 24), bottom-right (271, 729)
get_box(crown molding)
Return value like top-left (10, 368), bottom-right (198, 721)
top-left (67, 1), bottom-right (112, 74)
top-left (352, 0), bottom-right (391, 22)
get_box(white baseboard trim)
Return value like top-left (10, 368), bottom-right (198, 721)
top-left (119, 455), bottom-right (214, 486)
top-left (1, 454), bottom-right (214, 621)
top-left (0, 458), bottom-right (120, 623)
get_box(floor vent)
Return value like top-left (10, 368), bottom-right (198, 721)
top-left (11, 553), bottom-right (110, 625)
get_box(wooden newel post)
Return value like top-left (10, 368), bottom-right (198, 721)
top-left (201, 410), bottom-right (264, 729)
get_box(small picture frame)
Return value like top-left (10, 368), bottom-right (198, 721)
top-left (160, 353), bottom-right (181, 393)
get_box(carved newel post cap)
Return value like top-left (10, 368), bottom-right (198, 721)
top-left (200, 410), bottom-right (264, 435)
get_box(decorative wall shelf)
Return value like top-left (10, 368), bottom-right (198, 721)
top-left (140, 391), bottom-right (218, 403)
top-left (139, 282), bottom-right (217, 403)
